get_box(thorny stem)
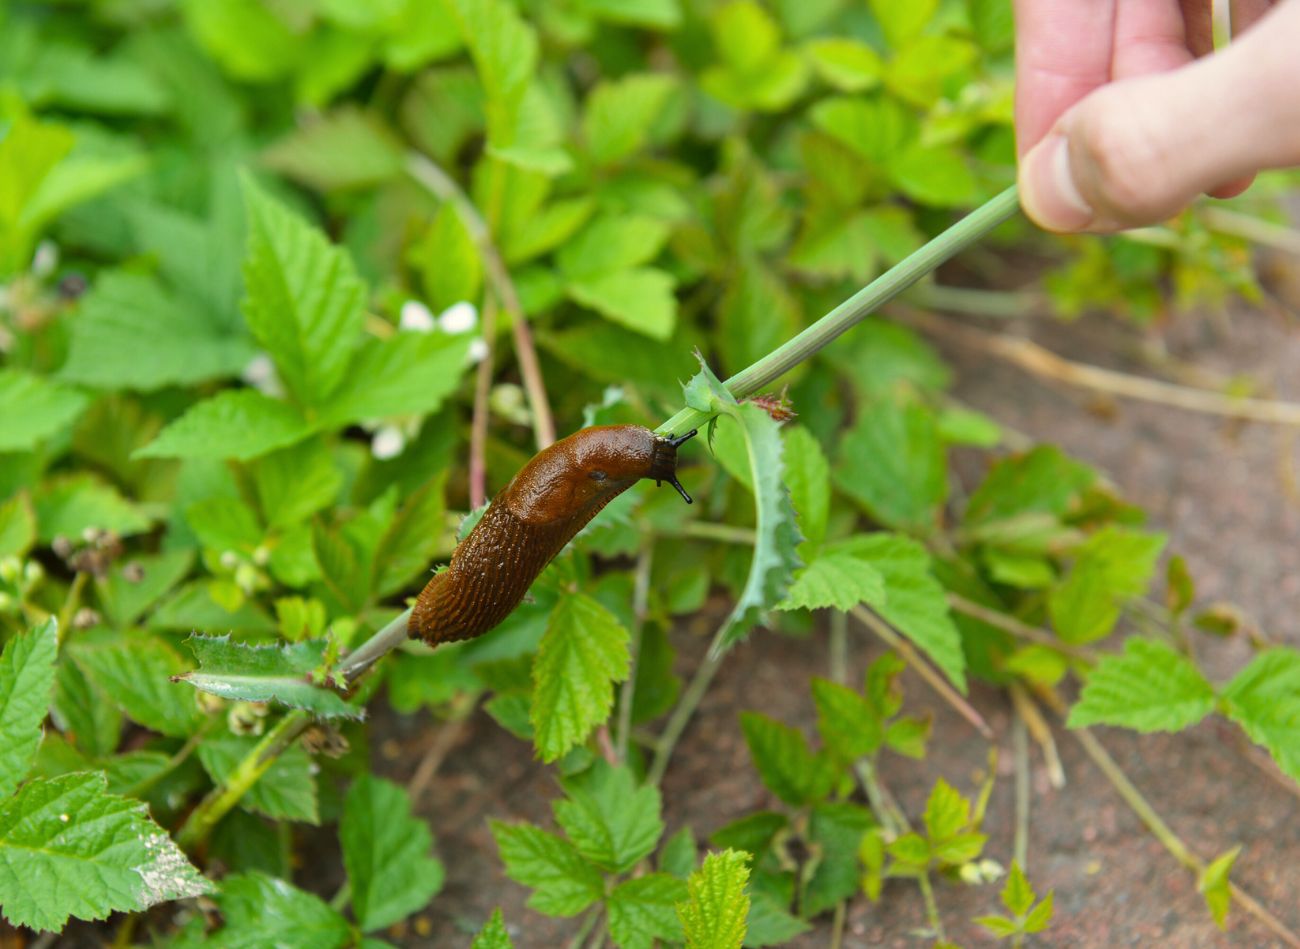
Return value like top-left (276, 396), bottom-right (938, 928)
top-left (907, 309), bottom-right (1300, 427)
top-left (655, 185), bottom-right (1021, 437)
top-left (646, 624), bottom-right (728, 785)
top-left (338, 608), bottom-right (414, 680)
top-left (850, 606), bottom-right (994, 740)
top-left (1040, 688), bottom-right (1300, 948)
top-left (405, 152), bottom-right (556, 449)
top-left (616, 543), bottom-right (655, 762)
top-left (176, 709), bottom-right (311, 851)
top-left (469, 294), bottom-right (498, 508)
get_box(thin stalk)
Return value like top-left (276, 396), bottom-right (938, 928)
top-left (829, 611), bottom-right (849, 685)
top-left (56, 572), bottom-right (87, 642)
top-left (176, 710), bottom-right (311, 851)
top-left (655, 186), bottom-right (1020, 436)
top-left (405, 152), bottom-right (555, 449)
top-left (1201, 206), bottom-right (1300, 256)
top-left (851, 606), bottom-right (994, 740)
top-left (1012, 710), bottom-right (1030, 869)
top-left (647, 625), bottom-right (728, 785)
top-left (908, 309), bottom-right (1300, 427)
top-left (658, 521), bottom-right (758, 545)
top-left (830, 900), bottom-right (847, 949)
top-left (855, 760), bottom-right (907, 837)
top-left (566, 906), bottom-right (602, 949)
top-left (910, 283), bottom-right (1038, 319)
top-left (917, 872), bottom-right (946, 941)
top-left (947, 593), bottom-right (1097, 665)
top-left (617, 543), bottom-right (655, 762)
top-left (122, 718), bottom-right (216, 800)
top-left (1042, 689), bottom-right (1300, 948)
top-left (338, 608), bottom-right (413, 680)
top-left (330, 881), bottom-right (351, 911)
top-left (1009, 683), bottom-right (1065, 789)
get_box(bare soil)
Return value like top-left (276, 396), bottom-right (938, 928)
top-left (367, 301), bottom-right (1300, 948)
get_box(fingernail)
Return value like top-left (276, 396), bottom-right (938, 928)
top-left (1019, 134), bottom-right (1093, 232)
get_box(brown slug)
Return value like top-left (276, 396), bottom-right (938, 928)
top-left (409, 425), bottom-right (696, 646)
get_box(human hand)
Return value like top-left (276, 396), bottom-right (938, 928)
top-left (1014, 0), bottom-right (1300, 232)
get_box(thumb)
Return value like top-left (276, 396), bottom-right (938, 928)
top-left (1018, 2), bottom-right (1300, 233)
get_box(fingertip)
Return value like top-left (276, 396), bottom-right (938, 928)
top-left (1208, 174), bottom-right (1255, 200)
top-left (1019, 134), bottom-right (1095, 233)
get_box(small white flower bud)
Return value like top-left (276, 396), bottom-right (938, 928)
top-left (437, 300), bottom-right (478, 334)
top-left (399, 300), bottom-right (436, 332)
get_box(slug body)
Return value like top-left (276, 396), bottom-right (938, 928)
top-left (410, 425), bottom-right (694, 646)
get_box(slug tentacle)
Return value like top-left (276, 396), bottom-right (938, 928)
top-left (410, 425), bottom-right (694, 646)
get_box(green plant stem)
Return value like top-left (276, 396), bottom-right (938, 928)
top-left (851, 606), bottom-right (993, 740)
top-left (469, 294), bottom-right (499, 508)
top-left (338, 608), bottom-right (413, 680)
top-left (175, 710), bottom-right (311, 852)
top-left (1012, 710), bottom-right (1030, 870)
top-left (647, 624), bottom-right (727, 785)
top-left (829, 610), bottom-right (848, 685)
top-left (405, 152), bottom-right (556, 449)
top-left (946, 593), bottom-right (1097, 665)
top-left (123, 717), bottom-right (217, 800)
top-left (830, 899), bottom-right (847, 949)
top-left (330, 880), bottom-right (351, 911)
top-left (617, 542), bottom-right (654, 763)
top-left (657, 521), bottom-right (758, 545)
top-left (566, 905), bottom-right (602, 949)
top-left (654, 186), bottom-right (1020, 436)
top-left (55, 572), bottom-right (86, 642)
top-left (917, 871), bottom-right (946, 942)
top-left (854, 760), bottom-right (907, 837)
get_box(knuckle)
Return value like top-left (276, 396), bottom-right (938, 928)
top-left (1073, 92), bottom-right (1170, 221)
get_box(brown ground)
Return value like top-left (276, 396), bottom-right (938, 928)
top-left (366, 298), bottom-right (1300, 948)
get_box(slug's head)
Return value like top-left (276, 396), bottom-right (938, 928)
top-left (505, 425), bottom-right (696, 524)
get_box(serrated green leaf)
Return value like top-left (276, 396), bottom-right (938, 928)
top-left (240, 176), bottom-right (367, 407)
top-left (0, 370), bottom-right (88, 452)
top-left (975, 914), bottom-right (1021, 937)
top-left (607, 872), bottom-right (688, 949)
top-left (888, 143), bottom-right (976, 207)
top-left (886, 832), bottom-right (930, 867)
top-left (782, 426), bottom-right (829, 552)
top-left (809, 96), bottom-right (912, 166)
top-left (320, 331), bottom-right (471, 426)
top-left (739, 712), bottom-right (837, 807)
top-left (558, 214), bottom-right (672, 280)
top-left (963, 445), bottom-right (1097, 531)
top-left (1067, 638), bottom-right (1214, 732)
top-left (1049, 527), bottom-right (1166, 644)
top-left (850, 533), bottom-right (967, 692)
top-left (660, 825), bottom-right (697, 878)
top-left (778, 538), bottom-right (886, 612)
top-left (708, 398), bottom-right (803, 653)
top-left (252, 438), bottom-right (342, 530)
top-left (471, 908), bottom-right (515, 948)
top-left (177, 635), bottom-right (359, 719)
top-left (553, 760), bottom-right (663, 873)
top-left (61, 272), bottom-right (253, 391)
top-left (413, 200), bottom-right (482, 309)
top-left (72, 635), bottom-right (200, 738)
top-left (803, 801), bottom-right (876, 917)
top-left (198, 732), bottom-right (319, 823)
top-left (568, 268), bottom-right (678, 340)
top-left (1001, 860), bottom-right (1035, 916)
top-left (924, 777), bottom-right (971, 843)
top-left (811, 676), bottom-right (883, 762)
top-left (530, 593), bottom-right (629, 762)
top-left (868, 0), bottom-right (937, 47)
top-left (33, 474), bottom-right (150, 542)
top-left (583, 73), bottom-right (678, 165)
top-left (1199, 845), bottom-right (1239, 930)
top-left (709, 811), bottom-right (787, 857)
top-left (136, 390), bottom-right (313, 461)
top-left (743, 889), bottom-right (810, 946)
top-left (490, 820), bottom-right (604, 917)
top-left (0, 772), bottom-right (210, 932)
top-left (678, 849), bottom-right (750, 949)
top-left (1221, 649), bottom-right (1300, 782)
top-left (372, 475), bottom-right (448, 596)
top-left (834, 397), bottom-right (946, 534)
top-left (312, 521), bottom-right (371, 614)
top-left (0, 618), bottom-right (58, 798)
top-left (51, 659), bottom-right (120, 759)
top-left (578, 0), bottom-right (682, 28)
top-left (213, 872), bottom-right (350, 949)
top-left (1024, 890), bottom-right (1054, 933)
top-left (262, 107), bottom-right (404, 192)
top-left (342, 775), bottom-right (444, 931)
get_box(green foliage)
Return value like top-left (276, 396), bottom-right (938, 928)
top-left (341, 775), bottom-right (445, 931)
top-left (471, 908), bottom-right (516, 948)
top-left (1068, 638), bottom-right (1215, 732)
top-left (678, 849), bottom-right (751, 949)
top-left (975, 860), bottom-right (1054, 941)
top-left (0, 0), bottom-right (1291, 940)
top-left (1198, 845), bottom-right (1240, 930)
